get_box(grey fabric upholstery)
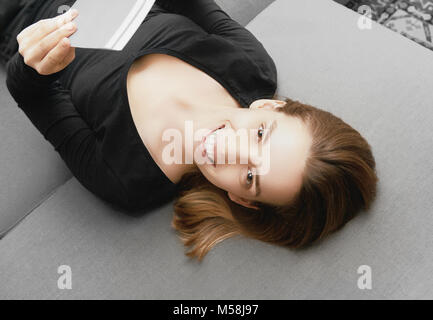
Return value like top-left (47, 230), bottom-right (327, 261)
top-left (0, 65), bottom-right (72, 238)
top-left (1, 0), bottom-right (432, 299)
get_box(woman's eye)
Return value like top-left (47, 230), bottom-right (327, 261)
top-left (246, 168), bottom-right (254, 186)
top-left (257, 124), bottom-right (265, 140)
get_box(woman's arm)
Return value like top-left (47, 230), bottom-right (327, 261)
top-left (156, 0), bottom-right (234, 32)
top-left (6, 10), bottom-right (131, 211)
top-left (156, 0), bottom-right (270, 56)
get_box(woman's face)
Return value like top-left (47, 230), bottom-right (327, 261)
top-left (194, 99), bottom-right (313, 209)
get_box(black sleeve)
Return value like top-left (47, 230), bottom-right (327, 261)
top-left (156, 0), bottom-right (270, 56)
top-left (6, 52), bottom-right (132, 211)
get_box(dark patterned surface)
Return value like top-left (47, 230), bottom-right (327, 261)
top-left (345, 0), bottom-right (433, 50)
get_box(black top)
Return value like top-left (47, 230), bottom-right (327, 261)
top-left (6, 0), bottom-right (278, 212)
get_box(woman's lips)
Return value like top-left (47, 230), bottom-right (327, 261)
top-left (202, 124), bottom-right (225, 143)
top-left (201, 124), bottom-right (225, 166)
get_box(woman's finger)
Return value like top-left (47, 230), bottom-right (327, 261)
top-left (60, 46), bottom-right (76, 69)
top-left (37, 37), bottom-right (74, 75)
top-left (26, 21), bottom-right (77, 64)
top-left (17, 9), bottom-right (78, 47)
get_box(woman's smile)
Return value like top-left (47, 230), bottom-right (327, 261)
top-left (201, 124), bottom-right (225, 166)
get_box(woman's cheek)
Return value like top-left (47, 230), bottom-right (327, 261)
top-left (211, 165), bottom-right (242, 193)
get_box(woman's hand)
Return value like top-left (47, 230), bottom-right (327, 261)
top-left (16, 9), bottom-right (79, 76)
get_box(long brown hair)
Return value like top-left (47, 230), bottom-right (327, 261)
top-left (172, 97), bottom-right (378, 260)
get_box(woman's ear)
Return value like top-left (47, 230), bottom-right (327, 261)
top-left (228, 192), bottom-right (260, 210)
top-left (249, 99), bottom-right (286, 111)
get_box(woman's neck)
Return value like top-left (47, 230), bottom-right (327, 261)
top-left (126, 52), bottom-right (243, 183)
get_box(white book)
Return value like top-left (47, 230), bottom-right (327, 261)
top-left (69, 0), bottom-right (156, 51)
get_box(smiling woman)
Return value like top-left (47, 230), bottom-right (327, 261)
top-left (3, 0), bottom-right (377, 261)
top-left (173, 97), bottom-right (378, 260)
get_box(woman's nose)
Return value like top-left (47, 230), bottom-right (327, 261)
top-left (215, 127), bottom-right (258, 165)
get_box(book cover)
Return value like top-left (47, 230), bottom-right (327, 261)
top-left (69, 0), bottom-right (156, 51)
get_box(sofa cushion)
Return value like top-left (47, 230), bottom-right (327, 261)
top-left (1, 0), bottom-right (432, 299)
top-left (0, 65), bottom-right (72, 238)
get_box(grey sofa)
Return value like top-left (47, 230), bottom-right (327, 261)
top-left (1, 0), bottom-right (432, 299)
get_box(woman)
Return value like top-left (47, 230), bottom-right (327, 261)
top-left (2, 0), bottom-right (378, 260)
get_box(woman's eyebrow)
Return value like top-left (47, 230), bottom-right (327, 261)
top-left (255, 119), bottom-right (277, 197)
top-left (255, 174), bottom-right (261, 197)
top-left (262, 119), bottom-right (277, 146)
